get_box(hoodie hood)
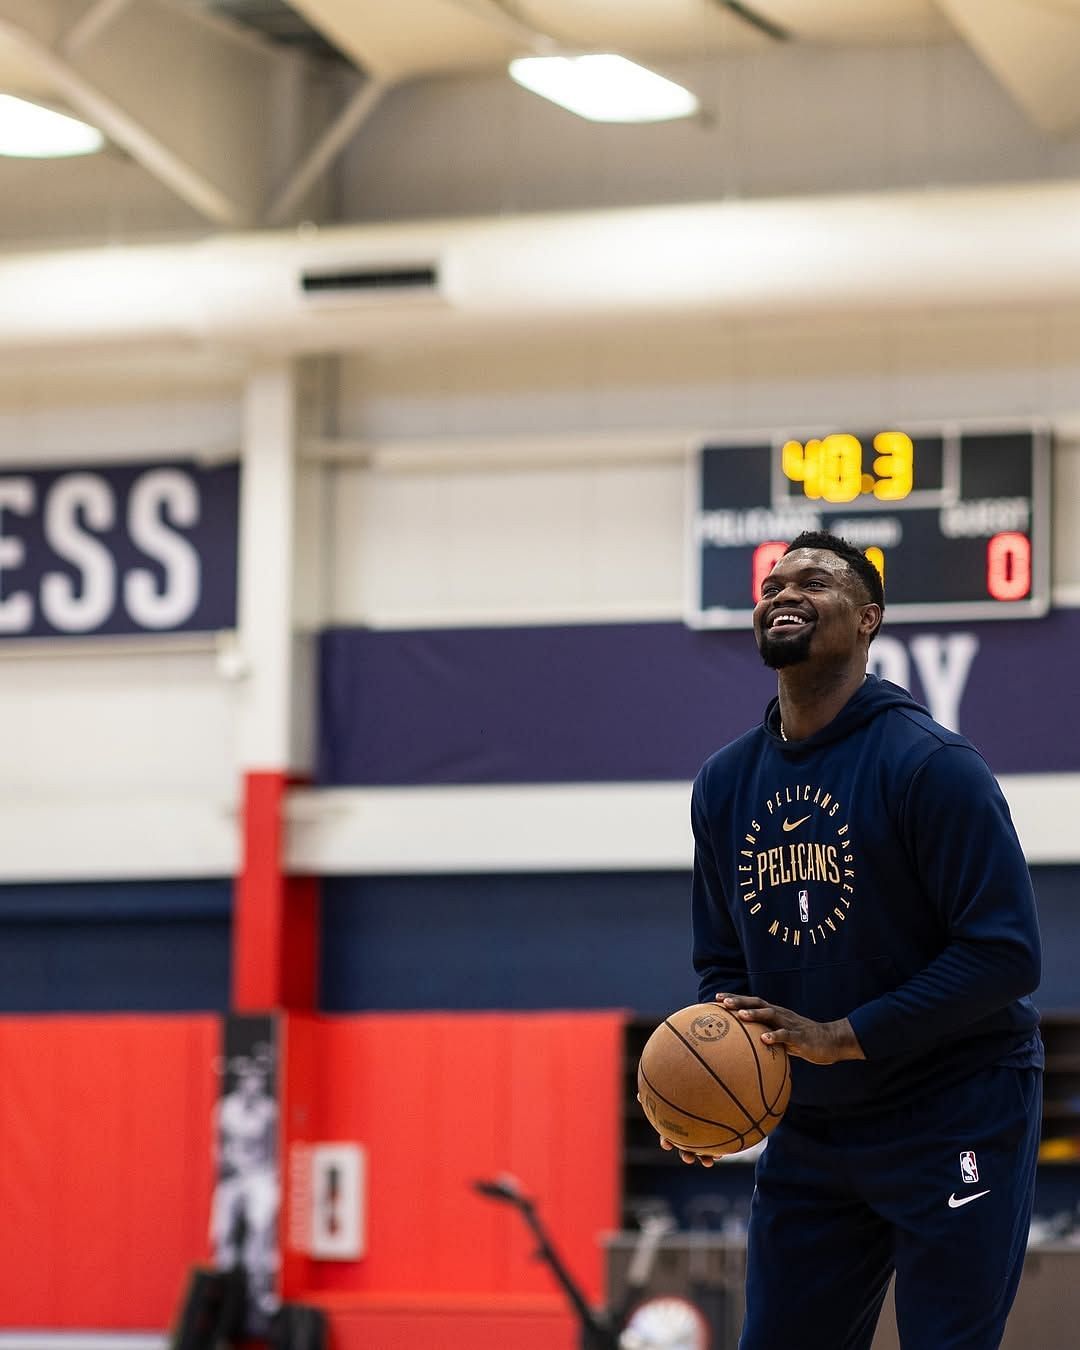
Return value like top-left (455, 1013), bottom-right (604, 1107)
top-left (763, 674), bottom-right (928, 752)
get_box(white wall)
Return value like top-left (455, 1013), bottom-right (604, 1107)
top-left (286, 775), bottom-right (1080, 875)
top-left (327, 308), bottom-right (1080, 628)
top-left (0, 378), bottom-right (243, 879)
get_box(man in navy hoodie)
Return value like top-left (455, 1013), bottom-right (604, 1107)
top-left (681, 529), bottom-right (1042, 1349)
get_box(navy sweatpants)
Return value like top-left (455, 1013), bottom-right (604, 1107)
top-left (739, 1066), bottom-right (1041, 1350)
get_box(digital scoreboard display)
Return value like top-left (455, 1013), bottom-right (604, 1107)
top-left (688, 424), bottom-right (1050, 626)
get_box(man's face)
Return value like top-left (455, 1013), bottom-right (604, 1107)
top-left (239, 1069), bottom-right (264, 1102)
top-left (753, 548), bottom-right (876, 670)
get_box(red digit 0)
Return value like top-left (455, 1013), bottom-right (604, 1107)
top-left (752, 541), bottom-right (789, 603)
top-left (986, 532), bottom-right (1031, 601)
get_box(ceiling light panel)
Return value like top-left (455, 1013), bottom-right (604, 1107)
top-left (509, 54), bottom-right (699, 122)
top-left (0, 96), bottom-right (104, 158)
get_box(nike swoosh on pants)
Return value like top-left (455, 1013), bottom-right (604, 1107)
top-left (948, 1190), bottom-right (990, 1208)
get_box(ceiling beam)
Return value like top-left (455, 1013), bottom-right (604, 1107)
top-left (0, 18), bottom-right (245, 223)
top-left (61, 0), bottom-right (135, 55)
top-left (264, 79), bottom-right (387, 226)
top-left (937, 0), bottom-right (1080, 133)
top-left (0, 0), bottom-right (315, 226)
top-left (287, 0), bottom-right (518, 79)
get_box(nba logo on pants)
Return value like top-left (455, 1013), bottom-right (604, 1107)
top-left (960, 1150), bottom-right (979, 1184)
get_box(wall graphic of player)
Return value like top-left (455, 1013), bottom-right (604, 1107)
top-left (210, 1045), bottom-right (280, 1330)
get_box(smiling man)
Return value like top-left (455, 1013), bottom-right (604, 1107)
top-left (675, 529), bottom-right (1043, 1349)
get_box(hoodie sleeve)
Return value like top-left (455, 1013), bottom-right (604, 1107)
top-left (846, 744), bottom-right (1041, 1060)
top-left (691, 766), bottom-right (752, 1002)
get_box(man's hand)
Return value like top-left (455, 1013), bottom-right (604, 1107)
top-left (715, 993), bottom-right (866, 1065)
top-left (658, 1136), bottom-right (726, 1167)
top-left (636, 1093), bottom-right (726, 1166)
top-left (638, 994), bottom-right (864, 1165)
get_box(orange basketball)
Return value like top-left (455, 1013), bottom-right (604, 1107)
top-left (637, 1002), bottom-right (790, 1156)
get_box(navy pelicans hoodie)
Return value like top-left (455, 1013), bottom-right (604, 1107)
top-left (691, 675), bottom-right (1042, 1115)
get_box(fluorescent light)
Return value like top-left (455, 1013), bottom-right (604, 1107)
top-left (0, 94), bottom-right (104, 158)
top-left (509, 54), bottom-right (699, 124)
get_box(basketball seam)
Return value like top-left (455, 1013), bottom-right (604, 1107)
top-left (639, 1060), bottom-right (777, 1151)
top-left (730, 1009), bottom-right (771, 1111)
top-left (725, 1007), bottom-right (791, 1116)
top-left (637, 1064), bottom-right (743, 1134)
top-left (663, 1016), bottom-right (759, 1128)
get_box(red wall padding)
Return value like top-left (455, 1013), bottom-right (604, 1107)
top-left (0, 1016), bottom-right (218, 1328)
top-left (282, 1011), bottom-right (624, 1338)
top-left (315, 1292), bottom-right (576, 1350)
top-left (0, 1009), bottom-right (623, 1346)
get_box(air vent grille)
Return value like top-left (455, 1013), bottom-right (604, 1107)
top-left (301, 266), bottom-right (438, 295)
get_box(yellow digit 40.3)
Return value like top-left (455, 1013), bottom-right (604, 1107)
top-left (782, 433), bottom-right (862, 503)
top-left (783, 429), bottom-right (915, 502)
top-left (872, 431), bottom-right (913, 500)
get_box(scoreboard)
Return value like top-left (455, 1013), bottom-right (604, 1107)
top-left (688, 424), bottom-right (1050, 626)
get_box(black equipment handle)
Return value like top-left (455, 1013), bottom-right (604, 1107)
top-left (473, 1176), bottom-right (619, 1350)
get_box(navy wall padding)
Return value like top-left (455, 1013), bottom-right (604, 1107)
top-left (319, 871), bottom-right (699, 1016)
top-left (318, 613), bottom-right (1080, 786)
top-left (318, 623), bottom-right (775, 786)
top-left (320, 866), bottom-right (1080, 1016)
top-left (1029, 867), bottom-right (1080, 1013)
top-left (0, 879), bottom-right (232, 1012)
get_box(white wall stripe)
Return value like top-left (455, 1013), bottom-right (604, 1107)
top-left (285, 775), bottom-right (1080, 875)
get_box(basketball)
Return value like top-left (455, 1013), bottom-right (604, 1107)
top-left (637, 1002), bottom-right (791, 1156)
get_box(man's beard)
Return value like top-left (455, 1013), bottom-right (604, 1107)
top-left (758, 626), bottom-right (814, 669)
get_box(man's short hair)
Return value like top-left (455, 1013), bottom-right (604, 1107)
top-left (784, 530), bottom-right (885, 641)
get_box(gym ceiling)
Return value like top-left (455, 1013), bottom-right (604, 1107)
top-left (0, 0), bottom-right (1078, 241)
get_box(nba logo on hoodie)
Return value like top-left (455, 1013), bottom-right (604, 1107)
top-left (960, 1151), bottom-right (979, 1184)
top-left (798, 889), bottom-right (809, 923)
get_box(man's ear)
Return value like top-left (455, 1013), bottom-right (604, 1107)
top-left (859, 604), bottom-right (882, 639)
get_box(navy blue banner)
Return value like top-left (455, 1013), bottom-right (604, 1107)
top-left (318, 610), bottom-right (1080, 784)
top-left (319, 866), bottom-right (1080, 1015)
top-left (0, 458), bottom-right (239, 639)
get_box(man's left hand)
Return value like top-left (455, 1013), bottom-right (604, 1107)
top-left (714, 993), bottom-right (865, 1065)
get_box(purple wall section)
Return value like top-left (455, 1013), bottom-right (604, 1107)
top-left (317, 611), bottom-right (1080, 786)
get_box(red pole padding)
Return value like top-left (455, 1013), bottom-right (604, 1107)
top-left (234, 770), bottom-right (319, 1011)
